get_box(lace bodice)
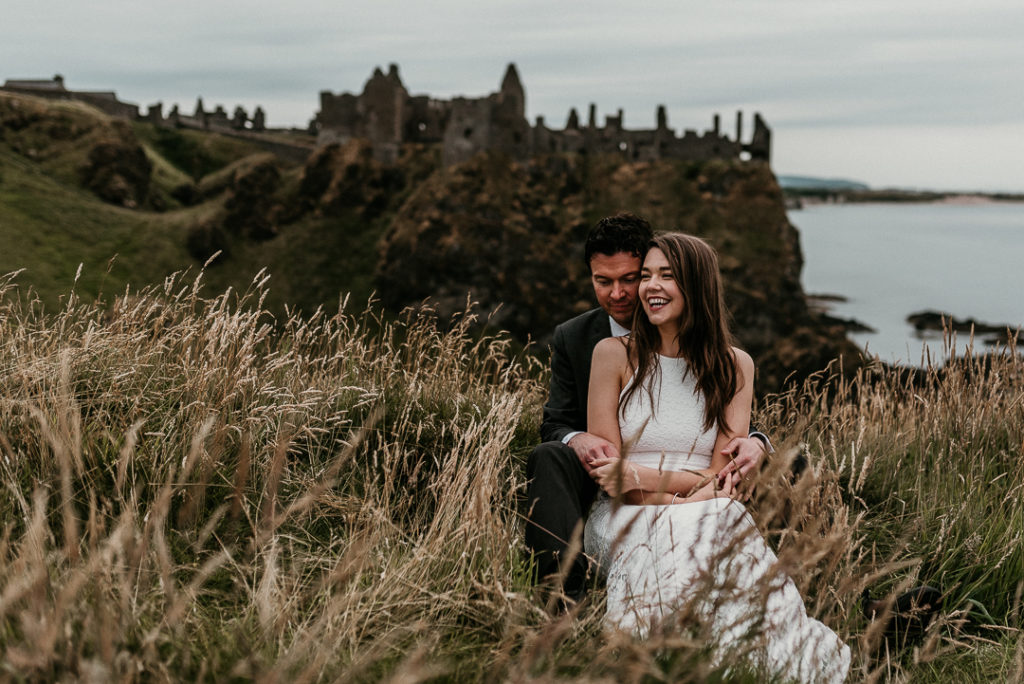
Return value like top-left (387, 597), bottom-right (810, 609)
top-left (619, 354), bottom-right (716, 471)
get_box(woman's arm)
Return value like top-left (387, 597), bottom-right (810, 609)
top-left (712, 348), bottom-right (755, 473)
top-left (586, 337), bottom-right (630, 453)
top-left (624, 470), bottom-right (740, 505)
top-left (591, 347), bottom-right (755, 502)
top-left (591, 462), bottom-right (718, 503)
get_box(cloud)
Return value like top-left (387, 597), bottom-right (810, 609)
top-left (3, 0), bottom-right (1023, 189)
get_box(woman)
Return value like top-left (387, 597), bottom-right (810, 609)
top-left (583, 234), bottom-right (850, 683)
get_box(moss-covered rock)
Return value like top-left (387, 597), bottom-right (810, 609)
top-left (80, 135), bottom-right (152, 208)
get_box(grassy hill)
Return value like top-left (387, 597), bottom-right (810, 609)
top-left (0, 92), bottom-right (385, 315)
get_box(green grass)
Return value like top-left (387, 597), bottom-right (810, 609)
top-left (0, 145), bottom-right (196, 305)
top-left (197, 206), bottom-right (397, 316)
top-left (140, 140), bottom-right (193, 210)
top-left (131, 122), bottom-right (272, 181)
top-left (1, 93), bottom-right (386, 317)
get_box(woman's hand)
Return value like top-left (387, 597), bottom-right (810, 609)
top-left (684, 471), bottom-right (739, 502)
top-left (589, 457), bottom-right (643, 497)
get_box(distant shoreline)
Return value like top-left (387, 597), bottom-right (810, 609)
top-left (786, 188), bottom-right (1024, 208)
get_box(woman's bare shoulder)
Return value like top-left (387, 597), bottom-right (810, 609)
top-left (730, 346), bottom-right (755, 374)
top-left (595, 335), bottom-right (629, 353)
top-left (593, 336), bottom-right (630, 366)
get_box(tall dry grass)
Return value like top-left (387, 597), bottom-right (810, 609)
top-left (0, 267), bottom-right (1020, 682)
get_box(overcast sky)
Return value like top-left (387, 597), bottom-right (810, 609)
top-left (4, 0), bottom-right (1023, 191)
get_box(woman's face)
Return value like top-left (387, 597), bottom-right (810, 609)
top-left (639, 247), bottom-right (684, 326)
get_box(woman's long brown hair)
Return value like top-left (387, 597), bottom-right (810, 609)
top-left (619, 233), bottom-right (740, 434)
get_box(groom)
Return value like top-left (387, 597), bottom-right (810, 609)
top-left (525, 212), bottom-right (770, 603)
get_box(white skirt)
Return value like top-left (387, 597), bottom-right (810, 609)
top-left (585, 496), bottom-right (850, 684)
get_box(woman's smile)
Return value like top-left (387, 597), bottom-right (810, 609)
top-left (646, 296), bottom-right (670, 312)
top-left (639, 248), bottom-right (683, 324)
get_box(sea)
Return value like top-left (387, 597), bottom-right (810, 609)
top-left (792, 200), bottom-right (1024, 366)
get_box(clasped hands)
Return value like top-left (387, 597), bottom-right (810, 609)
top-left (569, 432), bottom-right (764, 502)
top-left (587, 457), bottom-right (741, 502)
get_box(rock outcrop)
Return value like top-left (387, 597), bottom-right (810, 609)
top-left (185, 154), bottom-right (285, 261)
top-left (80, 133), bottom-right (152, 208)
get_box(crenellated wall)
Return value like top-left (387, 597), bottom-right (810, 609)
top-left (314, 63), bottom-right (771, 166)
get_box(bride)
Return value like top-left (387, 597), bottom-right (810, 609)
top-left (583, 233), bottom-right (850, 683)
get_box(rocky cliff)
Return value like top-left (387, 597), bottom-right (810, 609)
top-left (370, 150), bottom-right (858, 391)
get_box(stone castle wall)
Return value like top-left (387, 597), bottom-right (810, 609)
top-left (1, 76), bottom-right (140, 120)
top-left (314, 63), bottom-right (771, 166)
top-left (4, 68), bottom-right (771, 169)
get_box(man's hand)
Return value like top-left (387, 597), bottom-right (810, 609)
top-left (717, 436), bottom-right (766, 485)
top-left (588, 457), bottom-right (640, 497)
top-left (567, 432), bottom-right (620, 473)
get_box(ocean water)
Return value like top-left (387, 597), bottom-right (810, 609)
top-left (792, 201), bottom-right (1024, 365)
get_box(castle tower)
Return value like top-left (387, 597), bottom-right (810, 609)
top-left (361, 64), bottom-right (410, 148)
top-left (499, 63), bottom-right (525, 119)
top-left (567, 108), bottom-right (580, 130)
top-left (748, 112), bottom-right (771, 161)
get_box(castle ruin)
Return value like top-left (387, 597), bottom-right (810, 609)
top-left (314, 63), bottom-right (771, 166)
top-left (1, 75), bottom-right (140, 120)
top-left (1, 74), bottom-right (272, 135)
top-left (5, 67), bottom-right (771, 169)
top-left (151, 97), bottom-right (267, 133)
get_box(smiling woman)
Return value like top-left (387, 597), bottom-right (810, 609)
top-left (622, 233), bottom-right (741, 434)
top-left (638, 247), bottom-right (682, 326)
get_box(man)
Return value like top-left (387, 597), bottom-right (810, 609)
top-left (525, 212), bottom-right (769, 603)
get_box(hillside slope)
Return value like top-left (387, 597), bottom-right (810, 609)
top-left (0, 92), bottom-right (858, 391)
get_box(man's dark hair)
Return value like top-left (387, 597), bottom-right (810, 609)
top-left (584, 212), bottom-right (654, 271)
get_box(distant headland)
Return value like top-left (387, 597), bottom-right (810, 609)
top-left (778, 174), bottom-right (1024, 206)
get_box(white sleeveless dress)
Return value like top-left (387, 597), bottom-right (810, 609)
top-left (584, 355), bottom-right (850, 684)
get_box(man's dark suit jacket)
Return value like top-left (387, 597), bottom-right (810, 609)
top-left (540, 308), bottom-right (611, 444)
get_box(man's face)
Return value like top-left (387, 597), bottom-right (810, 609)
top-left (590, 251), bottom-right (643, 328)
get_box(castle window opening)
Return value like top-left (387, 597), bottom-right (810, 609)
top-left (618, 141), bottom-right (627, 152)
top-left (740, 151), bottom-right (751, 161)
top-left (418, 122), bottom-right (426, 132)
top-left (464, 127), bottom-right (473, 138)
